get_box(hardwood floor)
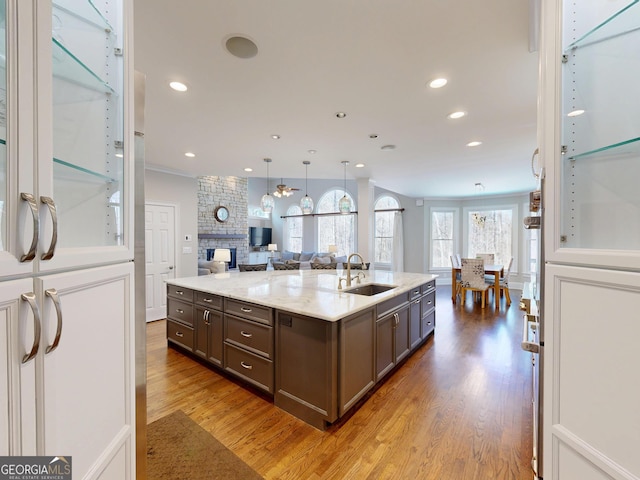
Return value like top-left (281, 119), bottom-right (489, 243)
top-left (146, 287), bottom-right (533, 479)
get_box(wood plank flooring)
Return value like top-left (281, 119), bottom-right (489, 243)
top-left (146, 287), bottom-right (533, 479)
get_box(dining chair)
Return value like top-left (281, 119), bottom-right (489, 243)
top-left (498, 257), bottom-right (513, 305)
top-left (460, 258), bottom-right (490, 308)
top-left (238, 263), bottom-right (268, 272)
top-left (273, 262), bottom-right (299, 270)
top-left (476, 253), bottom-right (495, 263)
top-left (450, 255), bottom-right (462, 302)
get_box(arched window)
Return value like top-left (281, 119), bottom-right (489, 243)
top-left (284, 204), bottom-right (303, 252)
top-left (316, 189), bottom-right (355, 256)
top-left (374, 195), bottom-right (400, 264)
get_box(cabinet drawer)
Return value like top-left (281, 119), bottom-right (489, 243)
top-left (224, 343), bottom-right (274, 394)
top-left (408, 286), bottom-right (422, 300)
top-left (195, 291), bottom-right (223, 310)
top-left (421, 280), bottom-right (436, 295)
top-left (422, 310), bottom-right (435, 339)
top-left (225, 299), bottom-right (272, 326)
top-left (421, 290), bottom-right (436, 316)
top-left (167, 284), bottom-right (194, 302)
top-left (167, 298), bottom-right (193, 326)
top-left (225, 315), bottom-right (273, 359)
top-left (167, 319), bottom-right (194, 350)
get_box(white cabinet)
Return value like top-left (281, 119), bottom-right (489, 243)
top-left (540, 0), bottom-right (640, 478)
top-left (0, 1), bottom-right (135, 478)
top-left (248, 251), bottom-right (270, 264)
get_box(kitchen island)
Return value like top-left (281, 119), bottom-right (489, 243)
top-left (165, 269), bottom-right (437, 429)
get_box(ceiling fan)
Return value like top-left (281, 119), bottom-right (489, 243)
top-left (273, 179), bottom-right (300, 197)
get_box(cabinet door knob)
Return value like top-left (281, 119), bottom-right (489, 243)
top-left (20, 193), bottom-right (39, 262)
top-left (40, 196), bottom-right (58, 260)
top-left (45, 288), bottom-right (63, 354)
top-left (20, 292), bottom-right (41, 363)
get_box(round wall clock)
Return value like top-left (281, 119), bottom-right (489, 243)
top-left (214, 206), bottom-right (229, 223)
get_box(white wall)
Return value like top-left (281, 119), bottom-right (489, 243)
top-left (145, 169), bottom-right (198, 277)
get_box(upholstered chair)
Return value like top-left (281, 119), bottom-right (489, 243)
top-left (460, 258), bottom-right (490, 308)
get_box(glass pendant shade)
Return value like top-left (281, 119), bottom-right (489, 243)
top-left (301, 160), bottom-right (313, 214)
top-left (261, 158), bottom-right (274, 213)
top-left (261, 193), bottom-right (274, 213)
top-left (339, 160), bottom-right (351, 214)
top-left (300, 194), bottom-right (314, 214)
top-left (338, 194), bottom-right (352, 214)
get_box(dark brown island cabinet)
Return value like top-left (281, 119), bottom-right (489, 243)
top-left (166, 279), bottom-right (436, 429)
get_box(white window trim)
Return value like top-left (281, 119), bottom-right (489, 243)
top-left (373, 194), bottom-right (401, 268)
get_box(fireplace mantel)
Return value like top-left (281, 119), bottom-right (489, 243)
top-left (198, 233), bottom-right (246, 239)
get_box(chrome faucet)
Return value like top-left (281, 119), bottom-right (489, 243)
top-left (345, 253), bottom-right (366, 287)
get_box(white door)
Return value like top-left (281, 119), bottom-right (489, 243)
top-left (38, 263), bottom-right (135, 479)
top-left (145, 203), bottom-right (176, 322)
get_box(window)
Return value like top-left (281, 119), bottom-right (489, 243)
top-left (431, 209), bottom-right (455, 268)
top-left (316, 189), bottom-right (355, 255)
top-left (284, 205), bottom-right (303, 252)
top-left (466, 207), bottom-right (514, 266)
top-left (374, 195), bottom-right (400, 264)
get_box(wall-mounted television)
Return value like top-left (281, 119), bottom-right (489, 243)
top-left (249, 227), bottom-right (272, 247)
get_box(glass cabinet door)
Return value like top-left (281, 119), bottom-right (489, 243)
top-left (560, 0), bottom-right (640, 250)
top-left (50, 0), bottom-right (124, 250)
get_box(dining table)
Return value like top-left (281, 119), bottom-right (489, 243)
top-left (452, 263), bottom-right (504, 309)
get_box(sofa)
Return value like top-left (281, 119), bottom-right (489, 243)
top-left (198, 259), bottom-right (225, 275)
top-left (273, 251), bottom-right (356, 270)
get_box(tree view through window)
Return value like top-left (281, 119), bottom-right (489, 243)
top-left (317, 189), bottom-right (355, 256)
top-left (285, 205), bottom-right (302, 252)
top-left (374, 195), bottom-right (399, 263)
top-left (467, 208), bottom-right (513, 265)
top-left (431, 210), bottom-right (454, 268)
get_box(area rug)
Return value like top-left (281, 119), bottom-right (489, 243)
top-left (147, 410), bottom-right (263, 479)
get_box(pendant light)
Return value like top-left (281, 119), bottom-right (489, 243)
top-left (300, 160), bottom-right (314, 214)
top-left (338, 160), bottom-right (352, 214)
top-left (261, 158), bottom-right (275, 213)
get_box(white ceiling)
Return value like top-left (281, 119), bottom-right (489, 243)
top-left (133, 0), bottom-right (540, 198)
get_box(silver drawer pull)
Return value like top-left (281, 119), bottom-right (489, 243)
top-left (240, 361), bottom-right (253, 370)
top-left (203, 298), bottom-right (212, 303)
top-left (45, 288), bottom-right (63, 354)
top-left (240, 331), bottom-right (252, 338)
top-left (176, 309), bottom-right (184, 314)
top-left (175, 290), bottom-right (184, 295)
top-left (414, 299), bottom-right (420, 304)
top-left (427, 300), bottom-right (432, 305)
top-left (240, 307), bottom-right (252, 313)
top-left (40, 196), bottom-right (58, 260)
top-left (21, 292), bottom-right (41, 363)
top-left (20, 193), bottom-right (39, 262)
top-left (175, 331), bottom-right (184, 338)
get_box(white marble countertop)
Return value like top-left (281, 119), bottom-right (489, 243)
top-left (166, 269), bottom-right (438, 321)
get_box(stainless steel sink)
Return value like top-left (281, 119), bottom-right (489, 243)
top-left (344, 283), bottom-right (397, 296)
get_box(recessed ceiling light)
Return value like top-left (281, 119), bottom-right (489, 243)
top-left (336, 112), bottom-right (347, 118)
top-left (271, 134), bottom-right (280, 139)
top-left (429, 78), bottom-right (448, 89)
top-left (448, 111), bottom-right (466, 119)
top-left (244, 167), bottom-right (253, 172)
top-left (355, 163), bottom-right (365, 168)
top-left (567, 109), bottom-right (585, 117)
top-left (381, 144), bottom-right (396, 150)
top-left (184, 152), bottom-right (195, 158)
top-left (169, 81), bottom-right (188, 92)
top-left (369, 134), bottom-right (378, 139)
top-left (308, 149), bottom-right (317, 154)
top-left (467, 141), bottom-right (482, 147)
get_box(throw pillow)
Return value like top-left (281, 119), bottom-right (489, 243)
top-left (299, 251), bottom-right (315, 262)
top-left (282, 251), bottom-right (294, 261)
top-left (313, 256), bottom-right (331, 264)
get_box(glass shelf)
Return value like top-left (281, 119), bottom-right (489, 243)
top-left (0, 139), bottom-right (117, 184)
top-left (53, 0), bottom-right (113, 32)
top-left (568, 137), bottom-right (640, 161)
top-left (565, 0), bottom-right (639, 51)
top-left (53, 37), bottom-right (115, 95)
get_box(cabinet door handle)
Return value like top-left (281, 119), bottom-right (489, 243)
top-left (20, 193), bottom-right (39, 262)
top-left (240, 361), bottom-right (253, 370)
top-left (203, 310), bottom-right (210, 325)
top-left (176, 309), bottom-right (184, 314)
top-left (240, 307), bottom-right (252, 313)
top-left (393, 312), bottom-right (399, 327)
top-left (203, 298), bottom-right (212, 303)
top-left (20, 292), bottom-right (41, 364)
top-left (240, 330), bottom-right (253, 338)
top-left (40, 196), bottom-right (58, 260)
top-left (45, 288), bottom-right (62, 354)
top-left (175, 331), bottom-right (184, 338)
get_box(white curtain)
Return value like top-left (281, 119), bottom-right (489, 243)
top-left (392, 211), bottom-right (404, 272)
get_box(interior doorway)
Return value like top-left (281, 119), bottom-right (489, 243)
top-left (145, 202), bottom-right (176, 322)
